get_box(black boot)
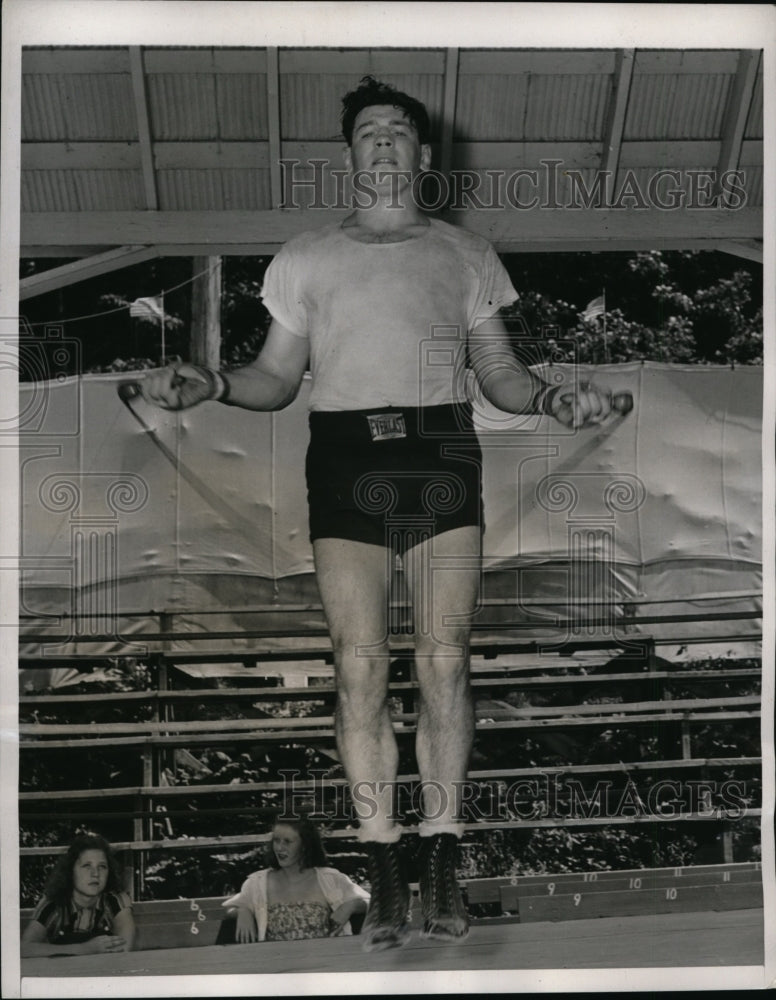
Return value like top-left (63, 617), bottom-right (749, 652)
top-left (361, 840), bottom-right (411, 952)
top-left (418, 833), bottom-right (469, 941)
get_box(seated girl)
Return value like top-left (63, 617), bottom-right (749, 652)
top-left (221, 815), bottom-right (369, 942)
top-left (21, 833), bottom-right (135, 957)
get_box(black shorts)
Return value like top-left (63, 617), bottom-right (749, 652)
top-left (305, 403), bottom-right (484, 553)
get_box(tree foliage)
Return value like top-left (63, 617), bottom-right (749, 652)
top-left (502, 250), bottom-right (762, 365)
top-left (19, 249), bottom-right (762, 379)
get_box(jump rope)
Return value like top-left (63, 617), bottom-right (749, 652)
top-left (118, 377), bottom-right (634, 526)
top-left (117, 380), bottom-right (266, 539)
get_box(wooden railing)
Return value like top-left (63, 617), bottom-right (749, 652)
top-left (20, 861), bottom-right (764, 949)
top-left (19, 608), bottom-right (762, 906)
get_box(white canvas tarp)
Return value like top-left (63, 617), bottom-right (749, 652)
top-left (18, 362), bottom-right (762, 653)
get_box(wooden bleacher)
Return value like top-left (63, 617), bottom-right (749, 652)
top-left (18, 606), bottom-right (763, 944)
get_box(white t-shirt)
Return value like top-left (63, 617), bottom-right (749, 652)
top-left (261, 218), bottom-right (518, 411)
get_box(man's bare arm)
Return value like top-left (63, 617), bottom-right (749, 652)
top-left (468, 314), bottom-right (546, 415)
top-left (140, 318), bottom-right (309, 412)
top-left (469, 314), bottom-right (618, 428)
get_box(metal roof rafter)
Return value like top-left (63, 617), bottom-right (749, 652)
top-left (129, 45), bottom-right (158, 211)
top-left (439, 47), bottom-right (459, 179)
top-left (600, 48), bottom-right (636, 202)
top-left (266, 46), bottom-right (283, 209)
top-left (715, 49), bottom-right (761, 205)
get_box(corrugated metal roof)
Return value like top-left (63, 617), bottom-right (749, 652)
top-left (147, 74), bottom-right (220, 140)
top-left (456, 71), bottom-right (613, 142)
top-left (21, 169), bottom-right (144, 212)
top-left (21, 169), bottom-right (80, 212)
top-left (17, 45), bottom-right (764, 246)
top-left (157, 168), bottom-right (271, 210)
top-left (743, 165), bottom-right (763, 207)
top-left (523, 74), bottom-right (611, 141)
top-left (455, 74), bottom-right (529, 141)
top-left (216, 75), bottom-right (269, 141)
top-left (22, 73), bottom-right (136, 141)
top-left (625, 72), bottom-right (732, 140)
top-left (745, 73), bottom-right (763, 140)
top-left (280, 74), bottom-right (444, 140)
top-left (146, 71), bottom-right (269, 141)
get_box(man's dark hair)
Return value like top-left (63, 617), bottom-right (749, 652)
top-left (43, 833), bottom-right (124, 906)
top-left (341, 76), bottom-right (431, 146)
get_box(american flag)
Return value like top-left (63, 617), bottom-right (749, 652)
top-left (129, 296), bottom-right (164, 322)
top-left (582, 294), bottom-right (605, 321)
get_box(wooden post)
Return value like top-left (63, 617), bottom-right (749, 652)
top-left (159, 613), bottom-right (173, 751)
top-left (721, 822), bottom-right (734, 864)
top-left (119, 851), bottom-right (135, 897)
top-left (134, 761), bottom-right (150, 900)
top-left (190, 256), bottom-right (222, 368)
top-left (158, 658), bottom-right (171, 778)
top-left (680, 721), bottom-right (692, 760)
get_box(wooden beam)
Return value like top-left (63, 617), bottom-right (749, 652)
top-left (715, 50), bottom-right (761, 205)
top-left (22, 48), bottom-right (132, 73)
top-left (600, 49), bottom-right (635, 200)
top-left (21, 139), bottom-right (763, 173)
top-left (154, 142), bottom-right (270, 170)
top-left (463, 206), bottom-right (761, 246)
top-left (620, 138), bottom-right (762, 169)
top-left (162, 238), bottom-right (764, 257)
top-left (189, 257), bottom-right (222, 368)
top-left (129, 46), bottom-right (158, 211)
top-left (711, 239), bottom-right (763, 263)
top-left (18, 245), bottom-right (159, 300)
top-left (22, 143), bottom-right (140, 170)
top-left (142, 48), bottom-right (268, 74)
top-left (27, 236), bottom-right (760, 258)
top-left (21, 245), bottom-right (137, 258)
top-left (457, 50), bottom-right (617, 75)
top-left (19, 46), bottom-right (744, 78)
top-left (277, 49), bottom-right (446, 74)
top-left (266, 47), bottom-right (283, 209)
top-left (22, 141), bottom-right (270, 171)
top-left (439, 48), bottom-right (459, 179)
top-left (21, 207), bottom-right (763, 252)
top-left (633, 50), bottom-right (742, 74)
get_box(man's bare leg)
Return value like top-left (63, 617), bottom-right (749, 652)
top-left (403, 525), bottom-right (481, 939)
top-left (313, 537), bottom-right (409, 949)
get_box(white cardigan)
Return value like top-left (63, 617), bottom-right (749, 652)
top-left (222, 867), bottom-right (370, 941)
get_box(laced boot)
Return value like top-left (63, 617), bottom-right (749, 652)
top-left (361, 841), bottom-right (411, 951)
top-left (418, 833), bottom-right (469, 941)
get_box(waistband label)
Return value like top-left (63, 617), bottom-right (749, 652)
top-left (366, 412), bottom-right (407, 441)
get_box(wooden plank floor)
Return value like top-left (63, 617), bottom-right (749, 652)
top-left (20, 908), bottom-right (763, 980)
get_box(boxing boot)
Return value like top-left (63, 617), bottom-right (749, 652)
top-left (361, 840), bottom-right (411, 952)
top-left (417, 832), bottom-right (469, 941)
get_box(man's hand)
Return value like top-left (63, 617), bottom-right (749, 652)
top-left (139, 363), bottom-right (222, 411)
top-left (546, 382), bottom-right (629, 429)
top-left (234, 907), bottom-right (258, 943)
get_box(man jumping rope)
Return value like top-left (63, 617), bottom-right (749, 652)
top-left (140, 78), bottom-right (627, 951)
